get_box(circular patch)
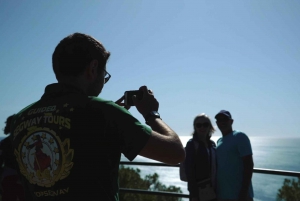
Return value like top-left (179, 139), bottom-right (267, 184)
top-left (15, 127), bottom-right (74, 187)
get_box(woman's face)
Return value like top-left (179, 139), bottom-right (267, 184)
top-left (194, 116), bottom-right (211, 137)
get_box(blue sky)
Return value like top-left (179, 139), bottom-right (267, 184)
top-left (1, 0), bottom-right (299, 138)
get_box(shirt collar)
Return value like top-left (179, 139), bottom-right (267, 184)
top-left (41, 83), bottom-right (87, 100)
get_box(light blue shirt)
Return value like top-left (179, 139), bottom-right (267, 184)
top-left (216, 130), bottom-right (254, 199)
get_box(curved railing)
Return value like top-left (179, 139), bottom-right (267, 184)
top-left (119, 161), bottom-right (300, 199)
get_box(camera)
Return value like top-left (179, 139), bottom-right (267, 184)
top-left (124, 90), bottom-right (143, 106)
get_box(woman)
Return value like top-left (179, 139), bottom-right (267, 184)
top-left (0, 114), bottom-right (25, 201)
top-left (185, 113), bottom-right (217, 201)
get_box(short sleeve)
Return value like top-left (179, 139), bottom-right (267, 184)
top-left (93, 99), bottom-right (152, 161)
top-left (236, 132), bottom-right (252, 157)
top-left (119, 113), bottom-right (152, 161)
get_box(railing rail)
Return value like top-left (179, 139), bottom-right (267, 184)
top-left (119, 161), bottom-right (300, 199)
top-left (120, 188), bottom-right (190, 198)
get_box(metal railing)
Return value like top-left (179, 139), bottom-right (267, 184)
top-left (119, 161), bottom-right (300, 199)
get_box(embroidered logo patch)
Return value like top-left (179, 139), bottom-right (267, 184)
top-left (14, 126), bottom-right (74, 187)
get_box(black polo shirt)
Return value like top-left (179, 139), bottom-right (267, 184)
top-left (11, 83), bottom-right (151, 201)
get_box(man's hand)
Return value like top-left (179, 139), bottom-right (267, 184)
top-left (115, 95), bottom-right (131, 110)
top-left (133, 86), bottom-right (159, 118)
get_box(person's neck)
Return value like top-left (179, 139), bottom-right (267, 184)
top-left (58, 77), bottom-right (87, 93)
top-left (197, 135), bottom-right (208, 146)
top-left (221, 129), bottom-right (233, 137)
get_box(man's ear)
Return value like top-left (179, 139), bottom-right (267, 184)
top-left (85, 59), bottom-right (99, 81)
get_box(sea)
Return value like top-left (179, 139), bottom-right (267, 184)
top-left (1, 136), bottom-right (299, 201)
top-left (121, 136), bottom-right (300, 201)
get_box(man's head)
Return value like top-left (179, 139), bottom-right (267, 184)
top-left (52, 33), bottom-right (111, 96)
top-left (215, 110), bottom-right (233, 135)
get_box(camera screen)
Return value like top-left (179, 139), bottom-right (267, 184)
top-left (124, 90), bottom-right (143, 106)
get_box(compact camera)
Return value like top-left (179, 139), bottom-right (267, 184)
top-left (124, 90), bottom-right (143, 106)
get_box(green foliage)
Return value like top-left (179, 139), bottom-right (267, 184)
top-left (119, 165), bottom-right (183, 201)
top-left (277, 177), bottom-right (300, 201)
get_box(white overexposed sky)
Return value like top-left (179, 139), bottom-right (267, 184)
top-left (1, 0), bottom-right (299, 137)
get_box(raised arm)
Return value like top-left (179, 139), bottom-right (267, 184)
top-left (139, 118), bottom-right (185, 165)
top-left (133, 86), bottom-right (185, 165)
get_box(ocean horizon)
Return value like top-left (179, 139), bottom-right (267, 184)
top-left (122, 135), bottom-right (300, 201)
top-left (1, 135), bottom-right (299, 201)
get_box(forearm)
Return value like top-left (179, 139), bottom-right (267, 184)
top-left (139, 118), bottom-right (185, 164)
top-left (240, 156), bottom-right (254, 198)
top-left (134, 86), bottom-right (185, 164)
top-left (147, 118), bottom-right (185, 157)
top-left (241, 168), bottom-right (252, 193)
top-left (146, 117), bottom-right (178, 137)
top-left (238, 168), bottom-right (252, 201)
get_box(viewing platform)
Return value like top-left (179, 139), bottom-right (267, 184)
top-left (120, 161), bottom-right (300, 199)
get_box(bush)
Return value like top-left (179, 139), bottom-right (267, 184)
top-left (119, 165), bottom-right (182, 201)
top-left (277, 177), bottom-right (300, 201)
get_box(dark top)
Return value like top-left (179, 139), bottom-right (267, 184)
top-left (185, 136), bottom-right (216, 197)
top-left (11, 83), bottom-right (151, 201)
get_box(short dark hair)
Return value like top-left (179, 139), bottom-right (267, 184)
top-left (52, 33), bottom-right (110, 80)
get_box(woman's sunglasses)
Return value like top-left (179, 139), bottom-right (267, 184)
top-left (195, 122), bottom-right (210, 128)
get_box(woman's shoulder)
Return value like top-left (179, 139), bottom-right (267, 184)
top-left (187, 138), bottom-right (194, 143)
top-left (185, 138), bottom-right (194, 147)
top-left (209, 140), bottom-right (216, 148)
top-left (186, 138), bottom-right (194, 145)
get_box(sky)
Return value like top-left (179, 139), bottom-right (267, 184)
top-left (0, 0), bottom-right (299, 138)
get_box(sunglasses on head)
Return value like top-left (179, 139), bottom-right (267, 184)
top-left (195, 122), bottom-right (210, 128)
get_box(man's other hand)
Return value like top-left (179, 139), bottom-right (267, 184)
top-left (133, 86), bottom-right (159, 118)
top-left (115, 95), bottom-right (131, 110)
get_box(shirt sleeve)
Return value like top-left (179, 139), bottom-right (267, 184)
top-left (102, 100), bottom-right (152, 161)
top-left (119, 115), bottom-right (152, 161)
top-left (236, 132), bottom-right (253, 157)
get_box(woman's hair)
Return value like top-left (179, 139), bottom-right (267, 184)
top-left (191, 113), bottom-right (215, 140)
top-left (3, 114), bottom-right (15, 135)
